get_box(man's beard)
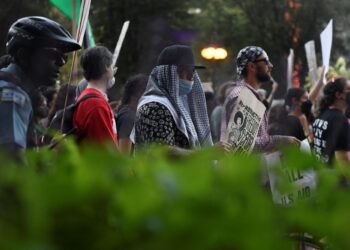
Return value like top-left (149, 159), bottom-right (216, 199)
top-left (256, 68), bottom-right (271, 83)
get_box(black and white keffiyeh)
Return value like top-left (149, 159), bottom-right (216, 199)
top-left (137, 65), bottom-right (213, 148)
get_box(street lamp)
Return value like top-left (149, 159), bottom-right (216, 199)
top-left (201, 46), bottom-right (228, 60)
top-left (200, 46), bottom-right (228, 87)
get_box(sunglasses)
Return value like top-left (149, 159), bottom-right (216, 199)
top-left (253, 58), bottom-right (271, 65)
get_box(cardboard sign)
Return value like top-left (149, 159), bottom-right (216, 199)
top-left (224, 87), bottom-right (266, 154)
top-left (264, 151), bottom-right (317, 206)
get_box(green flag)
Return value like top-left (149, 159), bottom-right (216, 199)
top-left (50, 0), bottom-right (95, 47)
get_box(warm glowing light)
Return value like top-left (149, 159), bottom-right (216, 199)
top-left (201, 47), bottom-right (228, 60)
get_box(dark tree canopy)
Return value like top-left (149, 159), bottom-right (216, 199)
top-left (1, 0), bottom-right (350, 99)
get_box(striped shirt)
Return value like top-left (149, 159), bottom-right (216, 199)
top-left (220, 81), bottom-right (281, 152)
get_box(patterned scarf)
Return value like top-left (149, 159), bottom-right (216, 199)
top-left (139, 65), bottom-right (213, 148)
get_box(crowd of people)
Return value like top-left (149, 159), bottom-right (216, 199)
top-left (0, 15), bottom-right (349, 169)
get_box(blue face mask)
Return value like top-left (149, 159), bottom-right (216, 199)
top-left (179, 79), bottom-right (194, 96)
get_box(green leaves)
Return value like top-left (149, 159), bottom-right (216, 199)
top-left (0, 142), bottom-right (350, 249)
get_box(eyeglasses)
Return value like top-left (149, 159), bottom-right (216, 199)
top-left (253, 58), bottom-right (271, 65)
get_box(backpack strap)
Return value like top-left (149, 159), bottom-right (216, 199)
top-left (48, 93), bottom-right (102, 149)
top-left (71, 93), bottom-right (103, 142)
top-left (75, 93), bottom-right (101, 105)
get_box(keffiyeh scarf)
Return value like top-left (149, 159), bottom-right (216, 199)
top-left (137, 65), bottom-right (213, 148)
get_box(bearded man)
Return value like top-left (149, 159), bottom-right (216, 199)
top-left (220, 46), bottom-right (299, 152)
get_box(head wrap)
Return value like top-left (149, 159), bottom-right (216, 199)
top-left (137, 65), bottom-right (213, 148)
top-left (236, 46), bottom-right (265, 78)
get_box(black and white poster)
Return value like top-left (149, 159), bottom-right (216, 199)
top-left (224, 88), bottom-right (266, 153)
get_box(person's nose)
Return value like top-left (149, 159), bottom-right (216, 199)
top-left (268, 61), bottom-right (273, 69)
top-left (55, 56), bottom-right (66, 67)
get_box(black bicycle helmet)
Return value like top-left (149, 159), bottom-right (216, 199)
top-left (6, 16), bottom-right (81, 55)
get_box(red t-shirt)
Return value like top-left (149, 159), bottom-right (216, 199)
top-left (73, 88), bottom-right (118, 149)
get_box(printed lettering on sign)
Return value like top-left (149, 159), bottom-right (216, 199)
top-left (224, 88), bottom-right (266, 154)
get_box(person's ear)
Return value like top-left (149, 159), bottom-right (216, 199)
top-left (247, 61), bottom-right (256, 73)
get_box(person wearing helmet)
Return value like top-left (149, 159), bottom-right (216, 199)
top-left (0, 16), bottom-right (80, 154)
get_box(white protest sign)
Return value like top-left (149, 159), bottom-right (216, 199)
top-left (304, 40), bottom-right (318, 85)
top-left (112, 21), bottom-right (130, 68)
top-left (76, 0), bottom-right (91, 46)
top-left (224, 87), bottom-right (266, 154)
top-left (264, 151), bottom-right (317, 206)
top-left (287, 48), bottom-right (294, 90)
top-left (320, 19), bottom-right (333, 83)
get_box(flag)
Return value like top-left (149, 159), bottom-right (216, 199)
top-left (50, 0), bottom-right (95, 47)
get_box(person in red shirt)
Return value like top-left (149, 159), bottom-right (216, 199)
top-left (73, 46), bottom-right (118, 149)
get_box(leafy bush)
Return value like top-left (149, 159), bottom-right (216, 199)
top-left (0, 141), bottom-right (349, 250)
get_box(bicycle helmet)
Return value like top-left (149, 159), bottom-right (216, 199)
top-left (6, 16), bottom-right (81, 55)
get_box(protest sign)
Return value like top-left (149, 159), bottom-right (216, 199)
top-left (320, 19), bottom-right (333, 83)
top-left (304, 40), bottom-right (318, 85)
top-left (224, 87), bottom-right (266, 154)
top-left (264, 151), bottom-right (317, 206)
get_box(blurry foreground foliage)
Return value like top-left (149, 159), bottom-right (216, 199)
top-left (0, 141), bottom-right (349, 249)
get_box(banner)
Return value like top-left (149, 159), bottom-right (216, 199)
top-left (50, 0), bottom-right (95, 47)
top-left (304, 40), bottom-right (318, 85)
top-left (224, 88), bottom-right (266, 154)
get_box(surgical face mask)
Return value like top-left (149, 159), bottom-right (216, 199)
top-left (107, 77), bottom-right (115, 89)
top-left (179, 79), bottom-right (194, 96)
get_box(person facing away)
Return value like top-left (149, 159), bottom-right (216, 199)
top-left (269, 88), bottom-right (313, 143)
top-left (73, 46), bottom-right (118, 149)
top-left (0, 16), bottom-right (80, 154)
top-left (115, 74), bottom-right (148, 154)
top-left (220, 46), bottom-right (300, 152)
top-left (312, 77), bottom-right (350, 165)
top-left (134, 44), bottom-right (213, 152)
